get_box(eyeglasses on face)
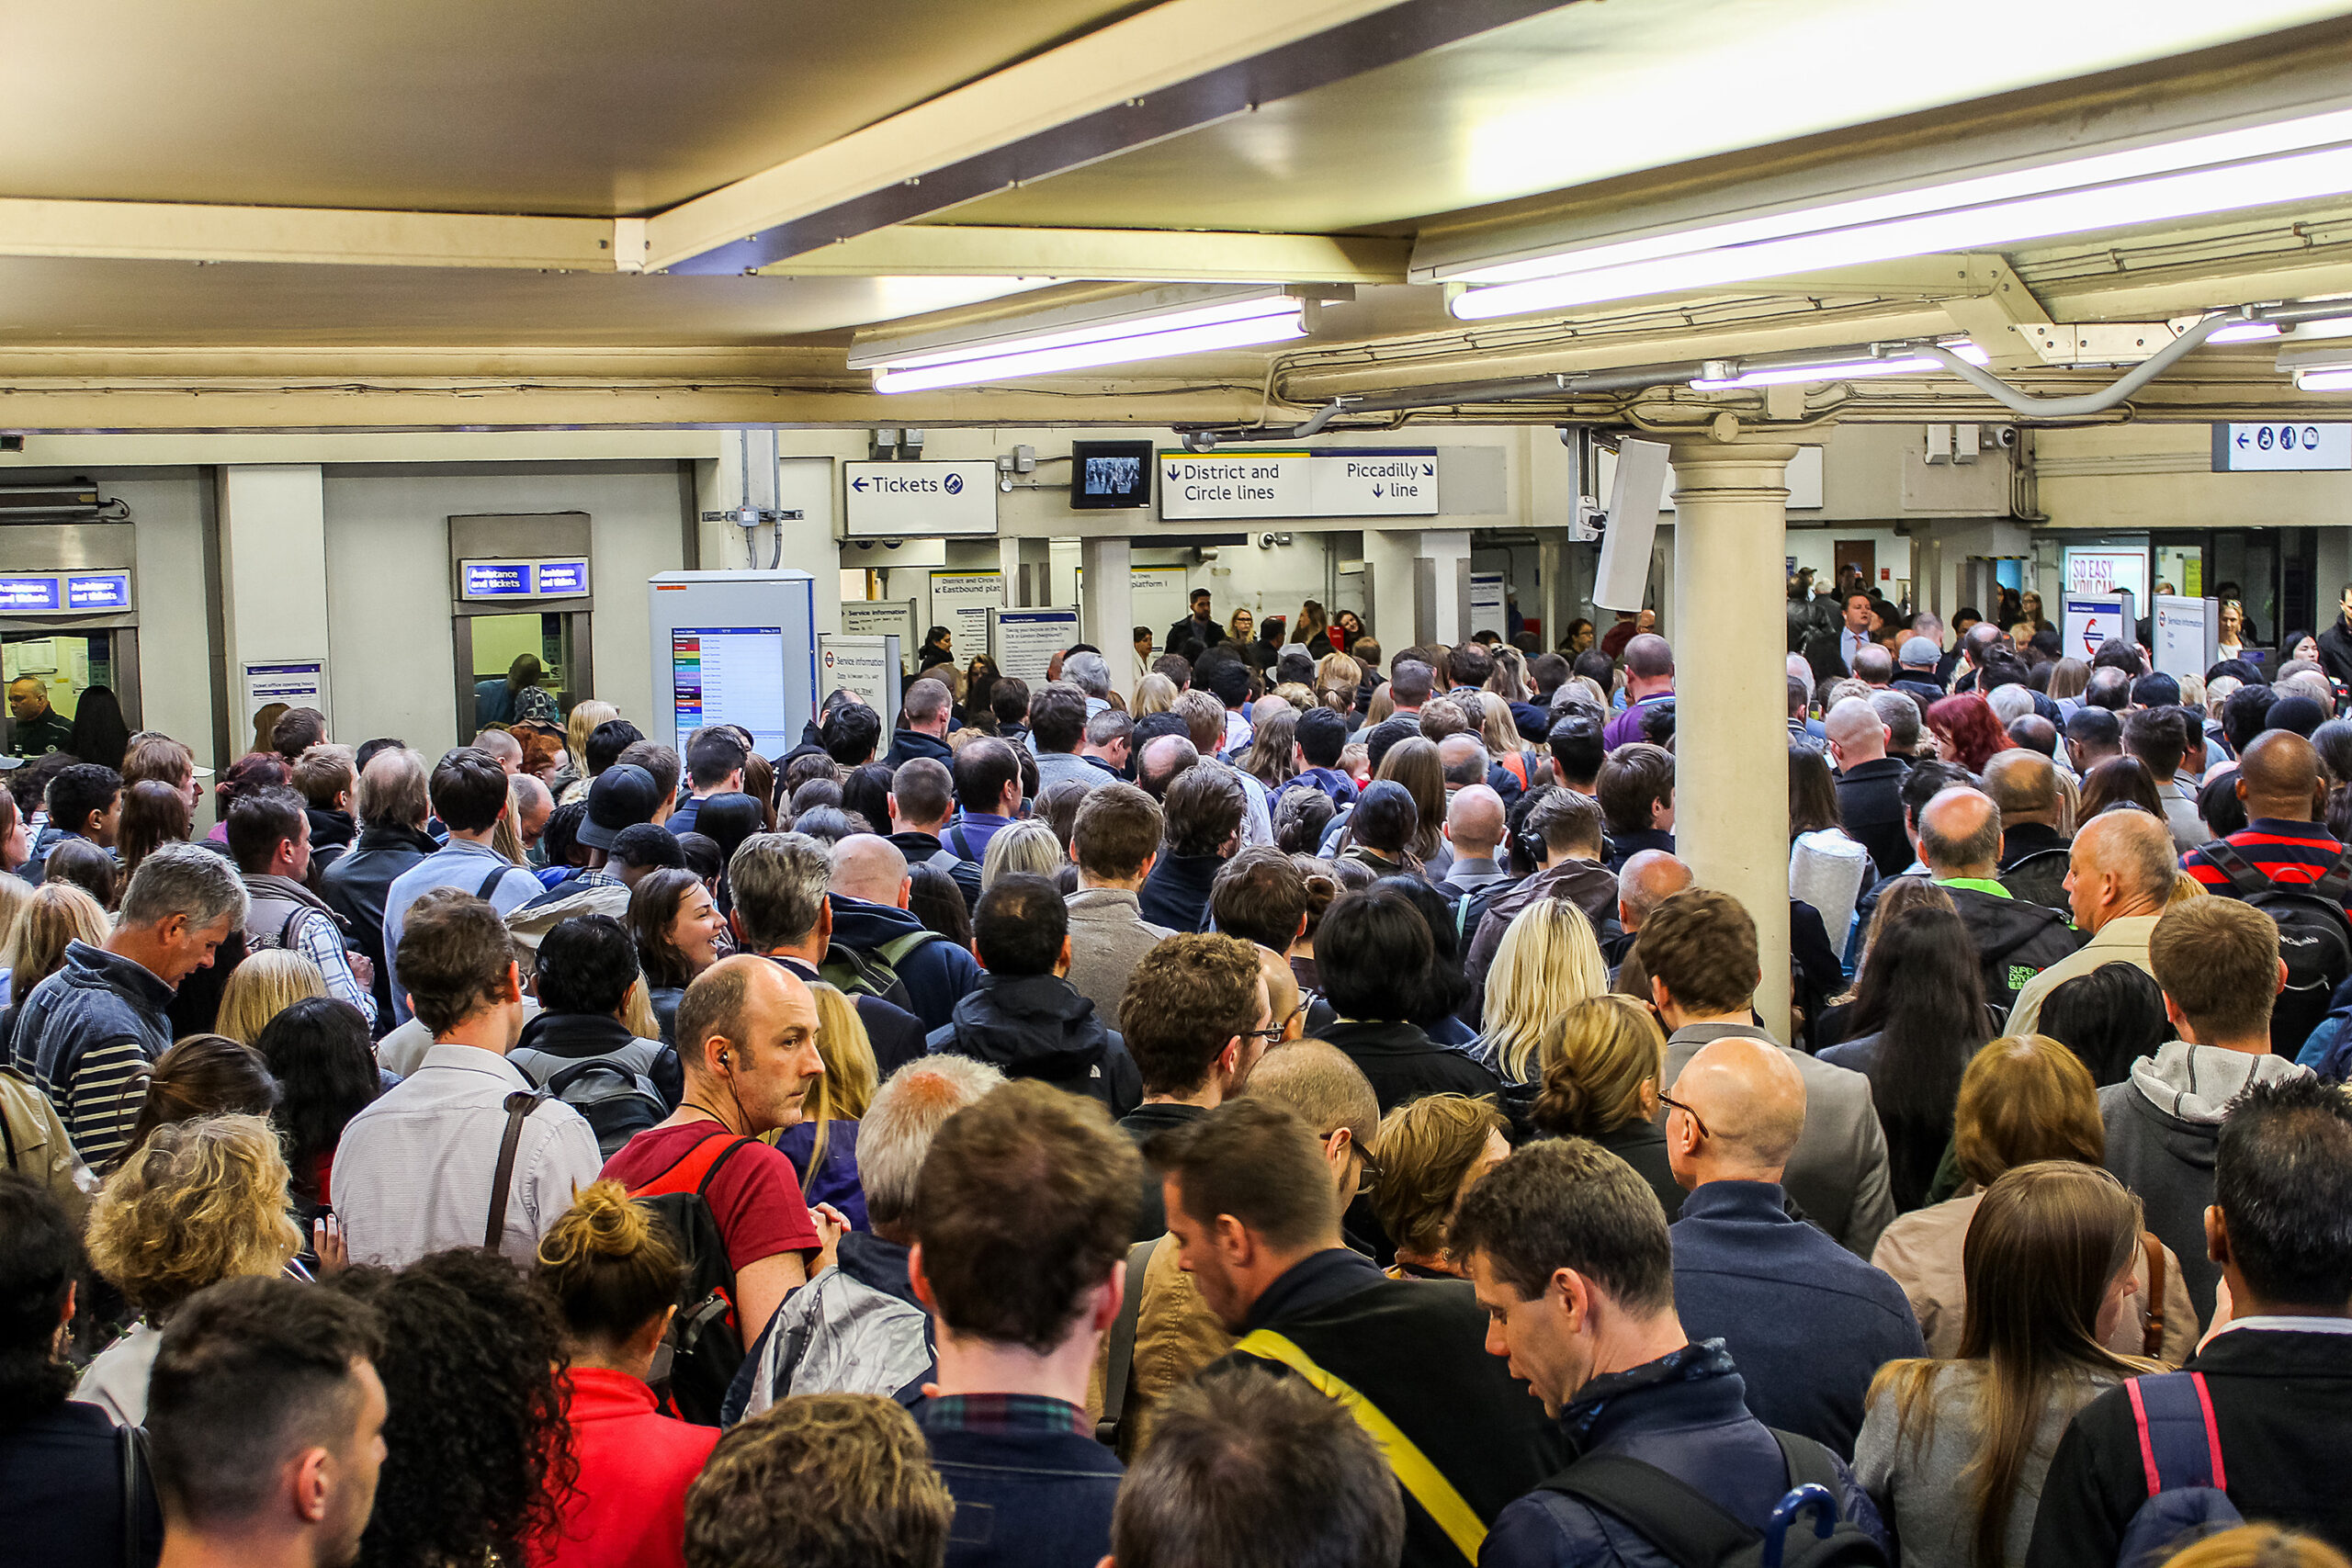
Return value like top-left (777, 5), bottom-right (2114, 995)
top-left (1657, 1091), bottom-right (1710, 1142)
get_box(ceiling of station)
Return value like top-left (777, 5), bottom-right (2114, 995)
top-left (0, 0), bottom-right (1157, 215)
top-left (8, 0), bottom-right (2352, 426)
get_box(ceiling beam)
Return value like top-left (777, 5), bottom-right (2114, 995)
top-left (642, 0), bottom-right (1571, 276)
top-left (758, 225), bottom-right (1411, 284)
top-left (0, 197), bottom-right (614, 270)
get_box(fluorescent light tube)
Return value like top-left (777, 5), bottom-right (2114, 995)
top-left (865, 294), bottom-right (1301, 373)
top-left (1451, 106), bottom-right (2352, 321)
top-left (871, 306), bottom-right (1306, 393)
top-left (2206, 322), bottom-right (2283, 344)
top-left (1688, 342), bottom-right (1987, 390)
top-left (2294, 367), bottom-right (2352, 391)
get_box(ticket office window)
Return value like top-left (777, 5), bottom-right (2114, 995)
top-left (2, 630), bottom-right (138, 756)
top-left (457, 611), bottom-right (588, 738)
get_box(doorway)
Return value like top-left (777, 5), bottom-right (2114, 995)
top-left (1833, 540), bottom-right (1878, 593)
top-left (2, 629), bottom-right (138, 757)
top-left (455, 611), bottom-right (587, 739)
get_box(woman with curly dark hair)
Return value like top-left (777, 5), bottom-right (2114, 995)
top-left (254, 997), bottom-right (381, 1216)
top-left (329, 1247), bottom-right (573, 1568)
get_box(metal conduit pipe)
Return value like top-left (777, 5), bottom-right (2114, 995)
top-left (1182, 362), bottom-right (1716, 445)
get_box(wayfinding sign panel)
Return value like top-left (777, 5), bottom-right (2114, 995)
top-left (1158, 447), bottom-right (1441, 520)
top-left (842, 461), bottom-right (999, 537)
top-left (2212, 423), bottom-right (2352, 471)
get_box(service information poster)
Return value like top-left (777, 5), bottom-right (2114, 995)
top-left (926, 570), bottom-right (1003, 665)
top-left (841, 599), bottom-right (919, 670)
top-left (991, 608), bottom-right (1080, 683)
top-left (243, 659), bottom-right (330, 729)
top-left (818, 634), bottom-right (902, 733)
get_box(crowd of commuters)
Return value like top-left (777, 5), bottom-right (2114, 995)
top-left (6, 588), bottom-right (2352, 1568)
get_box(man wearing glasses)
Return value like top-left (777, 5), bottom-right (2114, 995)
top-left (1113, 932), bottom-right (1277, 1243)
top-left (1641, 888), bottom-right (1896, 1258)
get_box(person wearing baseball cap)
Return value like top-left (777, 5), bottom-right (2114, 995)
top-left (504, 762), bottom-right (663, 962)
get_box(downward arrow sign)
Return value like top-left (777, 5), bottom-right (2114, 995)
top-left (1373, 485), bottom-right (1383, 497)
top-left (851, 477), bottom-right (867, 491)
top-left (1166, 466), bottom-right (1180, 480)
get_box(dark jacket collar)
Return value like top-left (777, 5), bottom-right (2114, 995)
top-left (2001, 820), bottom-right (2070, 861)
top-left (839, 1230), bottom-right (919, 1305)
top-left (62, 939), bottom-right (176, 1008)
top-left (1243, 1247), bottom-right (1388, 1334)
top-left (1317, 1017), bottom-right (1438, 1056)
top-left (1838, 756), bottom-right (1908, 783)
top-left (353, 822), bottom-right (440, 855)
top-left (514, 1010), bottom-right (639, 1060)
top-left (1562, 1339), bottom-right (1749, 1450)
top-left (1674, 1179), bottom-right (1793, 1226)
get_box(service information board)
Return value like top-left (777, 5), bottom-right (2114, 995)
top-left (927, 570), bottom-right (1003, 664)
top-left (243, 659), bottom-right (330, 728)
top-left (991, 608), bottom-right (1080, 683)
top-left (2212, 423), bottom-right (2352, 471)
top-left (1469, 573), bottom-right (1508, 640)
top-left (2153, 595), bottom-right (2220, 679)
top-left (818, 634), bottom-right (902, 734)
top-left (840, 600), bottom-right (919, 670)
top-left (2062, 594), bottom-right (2135, 660)
top-left (1158, 447), bottom-right (1441, 521)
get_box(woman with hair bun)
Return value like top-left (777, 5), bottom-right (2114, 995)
top-left (533, 1179), bottom-right (718, 1568)
top-left (1530, 994), bottom-right (1680, 1219)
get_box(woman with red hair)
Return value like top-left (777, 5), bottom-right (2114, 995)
top-left (1926, 694), bottom-right (2013, 773)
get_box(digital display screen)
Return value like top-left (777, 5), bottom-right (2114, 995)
top-left (1069, 439), bottom-right (1154, 511)
top-left (672, 627), bottom-right (792, 757)
top-left (64, 572), bottom-right (131, 610)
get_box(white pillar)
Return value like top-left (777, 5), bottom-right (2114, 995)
top-left (1419, 529), bottom-right (1473, 646)
top-left (1363, 530), bottom-right (1418, 649)
top-left (1667, 436), bottom-right (1800, 1038)
top-left (217, 464), bottom-right (332, 735)
top-left (1080, 537), bottom-right (1133, 678)
top-left (1538, 535), bottom-right (1568, 653)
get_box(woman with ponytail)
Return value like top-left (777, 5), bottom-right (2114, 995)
top-left (1528, 995), bottom-right (1681, 1219)
top-left (532, 1180), bottom-right (718, 1568)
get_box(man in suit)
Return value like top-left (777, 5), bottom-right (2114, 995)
top-left (1804, 591), bottom-right (1877, 684)
top-left (1645, 888), bottom-right (1896, 1258)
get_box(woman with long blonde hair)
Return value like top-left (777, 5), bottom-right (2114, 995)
top-left (559, 698), bottom-right (620, 804)
top-left (1480, 899), bottom-right (1607, 1086)
top-left (1857, 1161), bottom-right (2151, 1568)
top-left (1131, 671), bottom-right (1179, 717)
top-left (213, 948), bottom-right (328, 1047)
top-left (77, 1112), bottom-right (306, 1422)
top-left (774, 982), bottom-right (881, 1231)
top-left (1, 880), bottom-right (108, 1013)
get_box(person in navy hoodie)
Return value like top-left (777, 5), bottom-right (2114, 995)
top-left (1283, 705), bottom-right (1360, 808)
top-left (909, 1078), bottom-right (1136, 1568)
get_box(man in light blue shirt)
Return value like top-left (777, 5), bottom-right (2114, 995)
top-left (381, 747), bottom-right (545, 1025)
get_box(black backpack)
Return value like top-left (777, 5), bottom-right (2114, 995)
top-left (537, 1058), bottom-right (669, 1159)
top-left (2195, 840), bottom-right (2352, 1055)
top-left (1541, 1430), bottom-right (1886, 1568)
top-left (819, 930), bottom-right (944, 1016)
top-left (624, 1132), bottom-right (757, 1427)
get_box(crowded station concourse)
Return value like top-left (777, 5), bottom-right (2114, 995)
top-left (23, 7), bottom-right (2352, 1568)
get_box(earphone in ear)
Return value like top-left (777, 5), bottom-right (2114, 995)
top-left (718, 1051), bottom-right (732, 1069)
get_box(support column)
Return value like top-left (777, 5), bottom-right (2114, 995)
top-left (1363, 530), bottom-right (1417, 649)
top-left (1538, 535), bottom-right (1567, 652)
top-left (217, 464), bottom-right (332, 737)
top-left (1419, 529), bottom-right (1472, 647)
top-left (1363, 528), bottom-right (1474, 649)
top-left (1667, 436), bottom-right (1800, 1038)
top-left (1079, 537), bottom-right (1132, 674)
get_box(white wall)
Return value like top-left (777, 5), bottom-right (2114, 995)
top-left (109, 469), bottom-right (218, 768)
top-left (322, 463), bottom-right (686, 754)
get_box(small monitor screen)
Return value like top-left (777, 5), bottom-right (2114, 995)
top-left (672, 626), bottom-right (792, 757)
top-left (1069, 439), bottom-right (1154, 511)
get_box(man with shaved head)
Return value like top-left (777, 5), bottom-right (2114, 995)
top-left (1438, 784), bottom-right (1508, 895)
top-left (1611, 849), bottom-right (1694, 965)
top-left (817, 831), bottom-right (980, 1032)
top-left (1825, 696), bottom-right (1910, 882)
top-left (1665, 1036), bottom-right (1924, 1454)
top-left (1917, 785), bottom-right (2083, 1015)
top-left (2006, 809), bottom-right (2175, 1036)
top-left (1983, 749), bottom-right (2071, 911)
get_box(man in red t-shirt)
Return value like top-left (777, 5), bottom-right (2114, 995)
top-left (602, 955), bottom-right (842, 1342)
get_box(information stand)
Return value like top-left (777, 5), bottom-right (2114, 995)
top-left (818, 634), bottom-right (903, 735)
top-left (2152, 596), bottom-right (2220, 680)
top-left (2061, 592), bottom-right (2136, 661)
top-left (646, 571), bottom-right (817, 757)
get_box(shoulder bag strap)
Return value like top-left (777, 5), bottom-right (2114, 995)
top-left (695, 1135), bottom-right (756, 1199)
top-left (1096, 1236), bottom-right (1160, 1442)
top-left (1235, 1328), bottom-right (1487, 1563)
top-left (483, 1089), bottom-right (542, 1249)
top-left (120, 1422), bottom-right (151, 1568)
top-left (1770, 1428), bottom-right (1849, 1495)
top-left (0, 1079), bottom-right (19, 1172)
top-left (2125, 1371), bottom-right (2227, 1495)
top-left (2198, 840), bottom-right (2265, 898)
top-left (2312, 845), bottom-right (2352, 904)
top-left (878, 929), bottom-right (944, 965)
top-left (2143, 1234), bottom-right (2168, 1359)
top-left (1542, 1451), bottom-right (1758, 1568)
top-left (476, 863), bottom-right (512, 900)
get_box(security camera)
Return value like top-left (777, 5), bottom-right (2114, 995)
top-left (1182, 431), bottom-right (1220, 454)
top-left (1995, 427), bottom-right (2019, 448)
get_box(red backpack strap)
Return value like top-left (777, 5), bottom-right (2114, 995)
top-left (2126, 1371), bottom-right (2226, 1496)
top-left (631, 1126), bottom-right (756, 1200)
top-left (1502, 751), bottom-right (1530, 789)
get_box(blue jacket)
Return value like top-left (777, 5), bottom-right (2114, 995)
top-left (1480, 1341), bottom-right (1884, 1568)
top-left (824, 894), bottom-right (981, 1032)
top-left (1668, 1181), bottom-right (1924, 1457)
top-left (920, 1398), bottom-right (1122, 1568)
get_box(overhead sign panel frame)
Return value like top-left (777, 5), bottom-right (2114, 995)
top-left (2212, 423), bottom-right (2352, 471)
top-left (1158, 447), bottom-right (1441, 521)
top-left (842, 460), bottom-right (1000, 538)
top-left (458, 556), bottom-right (593, 603)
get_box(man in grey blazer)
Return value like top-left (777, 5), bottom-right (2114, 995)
top-left (1641, 887), bottom-right (1896, 1257)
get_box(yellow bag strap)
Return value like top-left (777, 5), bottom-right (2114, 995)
top-left (1234, 1327), bottom-right (1486, 1563)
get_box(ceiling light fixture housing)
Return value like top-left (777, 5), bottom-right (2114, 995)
top-left (850, 286), bottom-right (1342, 394)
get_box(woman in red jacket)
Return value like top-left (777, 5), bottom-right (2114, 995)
top-left (532, 1180), bottom-right (720, 1568)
